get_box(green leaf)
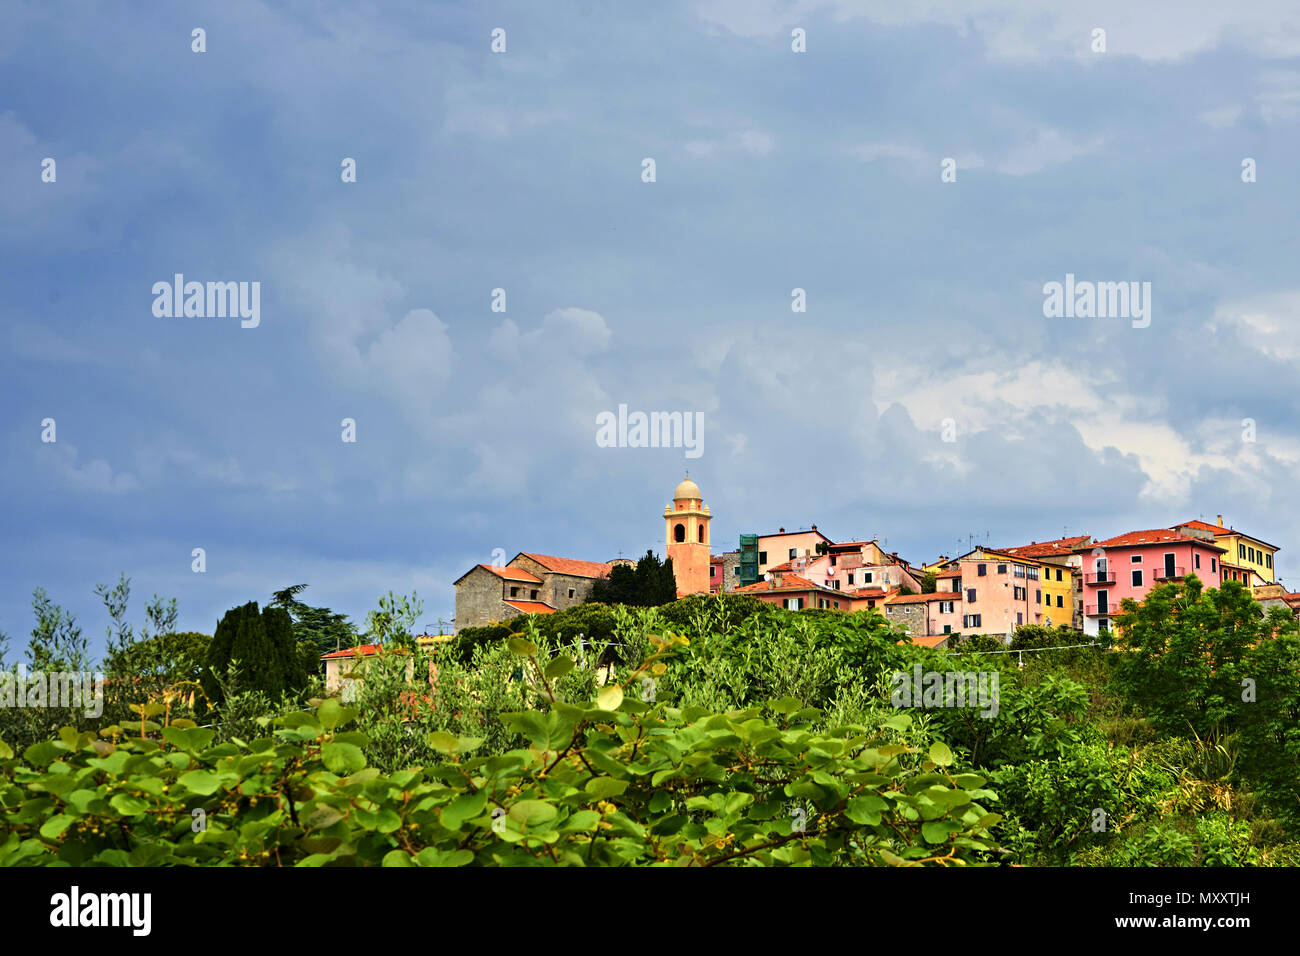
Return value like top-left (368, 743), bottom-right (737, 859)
top-left (508, 799), bottom-right (558, 827)
top-left (322, 742), bottom-right (366, 774)
top-left (584, 777), bottom-right (628, 800)
top-left (844, 794), bottom-right (887, 826)
top-left (109, 794), bottom-right (150, 816)
top-left (318, 699), bottom-right (355, 731)
top-left (40, 814), bottom-right (74, 840)
top-left (441, 791), bottom-right (488, 830)
top-left (507, 637), bottom-right (538, 657)
top-left (544, 655), bottom-right (575, 679)
top-left (928, 741), bottom-right (954, 767)
top-left (178, 770), bottom-right (222, 796)
top-left (596, 685), bottom-right (624, 711)
top-left (427, 731), bottom-right (458, 754)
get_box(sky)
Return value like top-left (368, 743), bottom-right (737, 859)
top-left (4, 0), bottom-right (1300, 660)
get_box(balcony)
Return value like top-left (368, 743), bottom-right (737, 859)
top-left (1083, 571), bottom-right (1115, 585)
top-left (1152, 566), bottom-right (1186, 580)
top-left (1085, 604), bottom-right (1114, 617)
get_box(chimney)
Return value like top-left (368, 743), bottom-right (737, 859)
top-left (811, 524), bottom-right (817, 531)
top-left (1217, 515), bottom-right (1224, 527)
top-left (779, 527), bottom-right (785, 534)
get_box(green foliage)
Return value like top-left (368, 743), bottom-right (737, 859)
top-left (588, 550), bottom-right (676, 607)
top-left (204, 603), bottom-right (309, 705)
top-left (919, 572), bottom-right (937, 594)
top-left (364, 591), bottom-right (424, 650)
top-left (0, 654), bottom-right (1002, 867)
top-left (270, 584), bottom-right (360, 667)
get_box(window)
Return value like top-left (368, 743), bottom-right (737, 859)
top-left (1036, 589), bottom-right (1042, 604)
top-left (789, 548), bottom-right (797, 559)
top-left (1013, 586), bottom-right (1025, 600)
top-left (829, 555), bottom-right (837, 566)
top-left (698, 525), bottom-right (705, 543)
top-left (1056, 595), bottom-right (1064, 608)
top-left (1211, 557), bottom-right (1217, 572)
top-left (939, 601), bottom-right (954, 614)
top-left (1014, 564), bottom-right (1025, 578)
top-left (1249, 547), bottom-right (1256, 562)
top-left (710, 566), bottom-right (717, 577)
top-left (832, 580), bottom-right (840, 590)
top-left (733, 568), bottom-right (739, 578)
top-left (530, 589), bottom-right (538, 599)
top-left (1131, 570), bottom-right (1142, 587)
top-left (510, 587), bottom-right (519, 597)
top-left (1267, 554), bottom-right (1273, 569)
top-left (1056, 569), bottom-right (1063, 581)
top-left (977, 564), bottom-right (987, 576)
top-left (674, 523), bottom-right (686, 543)
top-left (967, 588), bottom-right (976, 603)
top-left (833, 601), bottom-right (840, 609)
top-left (865, 572), bottom-right (873, 583)
top-left (568, 588), bottom-right (575, 598)
top-left (1017, 612), bottom-right (1023, 625)
top-left (943, 624), bottom-right (952, 634)
top-left (847, 573), bottom-right (855, 585)
top-left (759, 551), bottom-right (767, 564)
top-left (997, 564), bottom-right (1007, 574)
top-left (1131, 554), bottom-right (1142, 563)
top-left (1194, 553), bottom-right (1200, 569)
top-left (784, 597), bottom-right (803, 610)
top-left (1240, 544), bottom-right (1247, 559)
top-left (1098, 618), bottom-right (1109, 633)
top-left (962, 614), bottom-right (982, 628)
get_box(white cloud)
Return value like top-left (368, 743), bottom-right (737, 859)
top-left (685, 127), bottom-right (775, 157)
top-left (44, 443), bottom-right (140, 494)
top-left (995, 128), bottom-right (1105, 176)
top-left (694, 0), bottom-right (1300, 62)
top-left (1197, 105), bottom-right (1243, 129)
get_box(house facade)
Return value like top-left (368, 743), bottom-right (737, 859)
top-left (1079, 529), bottom-right (1227, 636)
top-left (452, 552), bottom-right (615, 632)
top-left (1174, 517), bottom-right (1279, 584)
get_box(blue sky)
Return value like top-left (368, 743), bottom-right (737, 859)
top-left (4, 1), bottom-right (1300, 659)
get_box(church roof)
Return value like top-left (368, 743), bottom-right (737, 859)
top-left (518, 553), bottom-right (613, 578)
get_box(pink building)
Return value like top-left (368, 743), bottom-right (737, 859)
top-left (1079, 529), bottom-right (1226, 636)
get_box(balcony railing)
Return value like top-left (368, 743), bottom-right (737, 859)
top-left (1084, 571), bottom-right (1115, 584)
top-left (1153, 566), bottom-right (1186, 580)
top-left (1085, 604), bottom-right (1114, 616)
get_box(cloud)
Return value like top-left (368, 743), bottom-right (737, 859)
top-left (1197, 105), bottom-right (1243, 129)
top-left (685, 128), bottom-right (775, 157)
top-left (694, 0), bottom-right (1300, 62)
top-left (43, 442), bottom-right (140, 494)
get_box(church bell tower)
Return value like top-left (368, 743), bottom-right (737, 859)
top-left (664, 475), bottom-right (711, 596)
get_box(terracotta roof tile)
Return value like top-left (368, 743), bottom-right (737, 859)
top-left (999, 536), bottom-right (1092, 557)
top-left (518, 553), bottom-right (613, 578)
top-left (480, 564), bottom-right (544, 583)
top-left (1093, 529), bottom-right (1225, 550)
top-left (321, 643), bottom-right (383, 660)
top-left (885, 592), bottom-right (951, 604)
top-left (504, 601), bottom-right (557, 615)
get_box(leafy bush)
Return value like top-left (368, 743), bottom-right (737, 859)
top-left (0, 637), bottom-right (1004, 867)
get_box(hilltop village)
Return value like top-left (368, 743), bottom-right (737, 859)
top-left (450, 477), bottom-right (1295, 649)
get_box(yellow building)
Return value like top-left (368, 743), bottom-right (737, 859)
top-left (940, 546), bottom-right (1077, 630)
top-left (1175, 517), bottom-right (1279, 584)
